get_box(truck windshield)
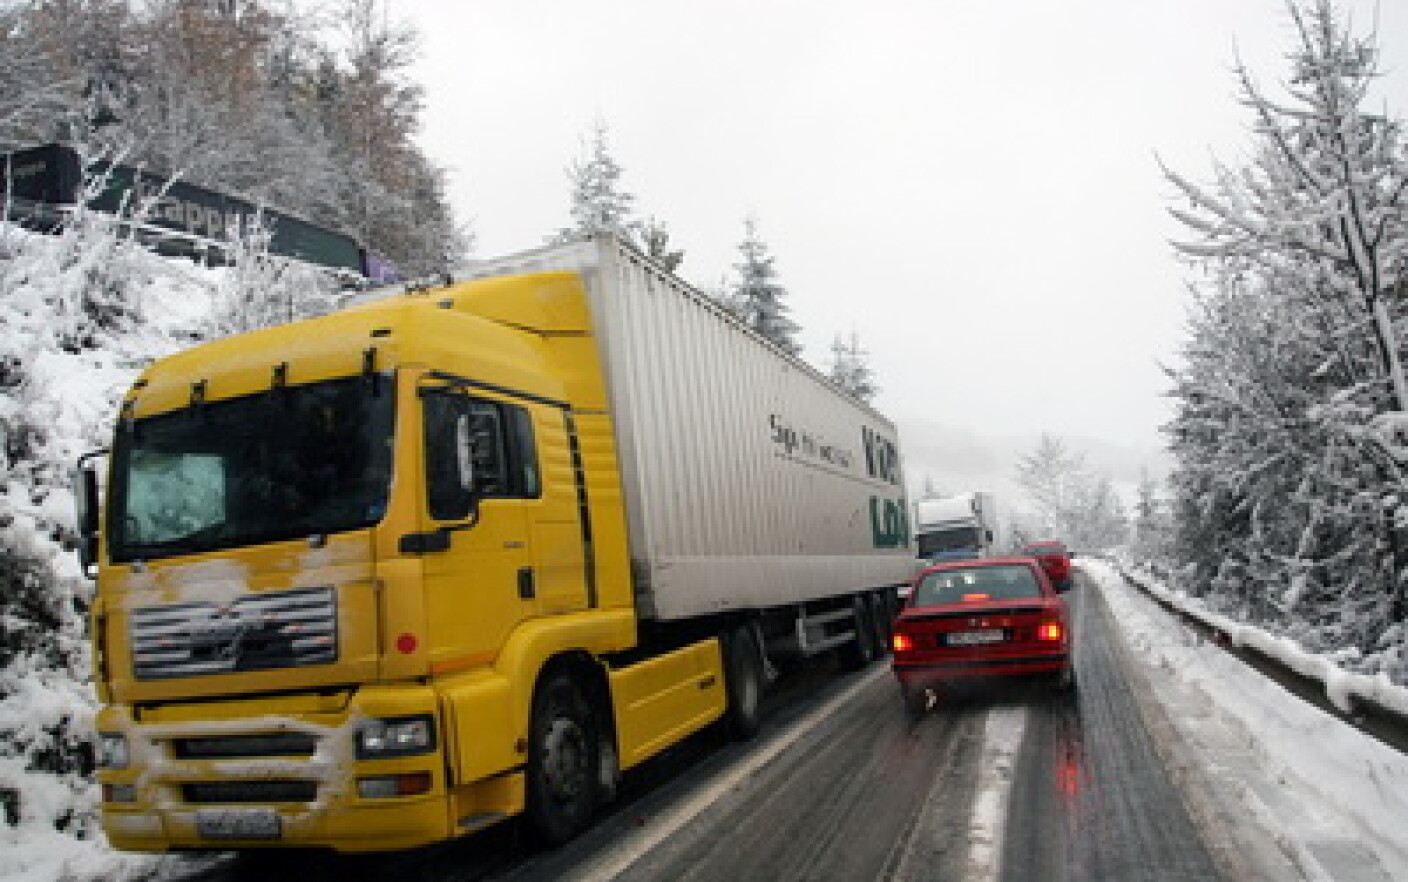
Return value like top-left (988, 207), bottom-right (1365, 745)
top-left (917, 526), bottom-right (981, 557)
top-left (107, 376), bottom-right (393, 563)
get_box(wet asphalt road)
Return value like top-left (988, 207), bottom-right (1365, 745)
top-left (188, 571), bottom-right (1226, 882)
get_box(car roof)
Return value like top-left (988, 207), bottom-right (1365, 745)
top-left (916, 557), bottom-right (1043, 577)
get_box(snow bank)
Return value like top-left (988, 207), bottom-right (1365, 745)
top-left (0, 216), bottom-right (343, 879)
top-left (1118, 559), bottom-right (1408, 719)
top-left (1085, 557), bottom-right (1408, 880)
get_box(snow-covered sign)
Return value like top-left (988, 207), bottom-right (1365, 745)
top-left (3, 143), bottom-right (382, 281)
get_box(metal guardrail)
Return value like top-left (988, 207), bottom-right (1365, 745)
top-left (1112, 562), bottom-right (1408, 758)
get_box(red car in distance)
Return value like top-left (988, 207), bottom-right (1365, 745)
top-left (891, 557), bottom-right (1074, 716)
top-left (1021, 540), bottom-right (1073, 591)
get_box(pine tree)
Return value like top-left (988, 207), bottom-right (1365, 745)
top-left (552, 118), bottom-right (639, 245)
top-left (640, 215), bottom-right (683, 272)
top-left (828, 330), bottom-right (878, 403)
top-left (731, 216), bottom-right (800, 355)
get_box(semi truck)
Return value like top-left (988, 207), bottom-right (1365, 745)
top-left (72, 233), bottom-right (913, 854)
top-left (913, 491), bottom-right (1003, 560)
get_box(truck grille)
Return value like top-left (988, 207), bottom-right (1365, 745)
top-left (173, 731), bottom-right (318, 759)
top-left (130, 586), bottom-right (337, 680)
top-left (183, 780), bottom-right (317, 804)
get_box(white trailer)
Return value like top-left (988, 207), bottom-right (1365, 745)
top-left (464, 234), bottom-right (914, 655)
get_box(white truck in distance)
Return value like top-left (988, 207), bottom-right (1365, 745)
top-left (913, 491), bottom-right (1004, 561)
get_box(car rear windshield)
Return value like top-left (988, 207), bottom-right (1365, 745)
top-left (912, 564), bottom-right (1042, 605)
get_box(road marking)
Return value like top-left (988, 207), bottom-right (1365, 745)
top-left (568, 665), bottom-right (890, 882)
top-left (966, 705), bottom-right (1028, 882)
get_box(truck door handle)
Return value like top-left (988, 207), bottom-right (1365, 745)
top-left (517, 567), bottom-right (536, 600)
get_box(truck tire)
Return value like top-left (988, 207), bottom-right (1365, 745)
top-left (721, 625), bottom-right (764, 739)
top-left (838, 597), bottom-right (877, 671)
top-left (868, 592), bottom-right (891, 657)
top-left (526, 672), bottom-right (600, 846)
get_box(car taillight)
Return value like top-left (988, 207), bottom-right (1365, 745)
top-left (1037, 622), bottom-right (1063, 641)
top-left (961, 593), bottom-right (991, 602)
top-left (892, 632), bottom-right (915, 653)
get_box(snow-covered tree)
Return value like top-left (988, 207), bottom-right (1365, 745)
top-left (0, 186), bottom-right (182, 878)
top-left (640, 215), bottom-right (683, 273)
top-left (4, 0), bottom-right (464, 278)
top-left (552, 118), bottom-right (639, 245)
top-left (828, 330), bottom-right (878, 403)
top-left (1012, 434), bottom-right (1127, 550)
top-left (0, 3), bottom-right (80, 151)
top-left (1131, 468), bottom-right (1172, 564)
top-left (730, 216), bottom-right (800, 356)
top-left (0, 153), bottom-right (355, 874)
top-left (1013, 435), bottom-right (1088, 537)
top-left (1069, 474), bottom-right (1129, 551)
top-left (1162, 0), bottom-right (1408, 676)
top-left (203, 216), bottom-right (344, 337)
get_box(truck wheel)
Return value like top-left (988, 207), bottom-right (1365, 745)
top-left (868, 593), bottom-right (891, 657)
top-left (721, 625), bottom-right (764, 739)
top-left (526, 672), bottom-right (599, 846)
top-left (838, 597), bottom-right (877, 671)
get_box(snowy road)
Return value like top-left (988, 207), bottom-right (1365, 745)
top-left (176, 560), bottom-right (1408, 882)
top-left (187, 566), bottom-right (1253, 882)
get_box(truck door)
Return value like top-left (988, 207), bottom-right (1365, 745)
top-left (418, 387), bottom-right (540, 672)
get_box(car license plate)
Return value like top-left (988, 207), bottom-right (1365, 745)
top-left (947, 629), bottom-right (1006, 646)
top-left (196, 808), bottom-right (282, 840)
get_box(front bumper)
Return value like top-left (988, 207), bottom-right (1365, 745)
top-left (96, 688), bottom-right (522, 853)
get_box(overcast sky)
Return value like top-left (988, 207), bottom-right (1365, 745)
top-left (390, 0), bottom-right (1408, 500)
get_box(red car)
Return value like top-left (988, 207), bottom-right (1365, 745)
top-left (891, 557), bottom-right (1074, 716)
top-left (1021, 540), bottom-right (1073, 591)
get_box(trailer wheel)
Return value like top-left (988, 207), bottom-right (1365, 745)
top-left (868, 593), bottom-right (891, 657)
top-left (721, 625), bottom-right (764, 739)
top-left (526, 672), bottom-right (600, 846)
top-left (838, 597), bottom-right (877, 670)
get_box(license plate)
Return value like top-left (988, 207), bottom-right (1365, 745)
top-left (946, 629), bottom-right (1006, 646)
top-left (196, 808), bottom-right (282, 840)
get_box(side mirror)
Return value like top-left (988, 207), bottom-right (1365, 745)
top-left (72, 454), bottom-right (104, 577)
top-left (422, 391), bottom-right (481, 524)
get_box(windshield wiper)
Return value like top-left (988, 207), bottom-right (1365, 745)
top-left (120, 523), bottom-right (230, 558)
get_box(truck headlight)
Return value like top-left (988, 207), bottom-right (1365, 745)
top-left (97, 732), bottom-right (129, 769)
top-left (356, 714), bottom-right (436, 759)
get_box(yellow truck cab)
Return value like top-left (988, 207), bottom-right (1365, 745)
top-left (75, 234), bottom-right (912, 853)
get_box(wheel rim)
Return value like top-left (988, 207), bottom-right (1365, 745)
top-left (542, 717), bottom-right (589, 804)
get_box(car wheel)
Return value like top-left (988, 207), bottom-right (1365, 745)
top-left (526, 672), bottom-right (599, 846)
top-left (721, 625), bottom-right (765, 740)
top-left (901, 682), bottom-right (930, 719)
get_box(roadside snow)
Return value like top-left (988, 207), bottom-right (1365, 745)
top-left (1121, 563), bottom-right (1408, 719)
top-left (1083, 557), bottom-right (1408, 881)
